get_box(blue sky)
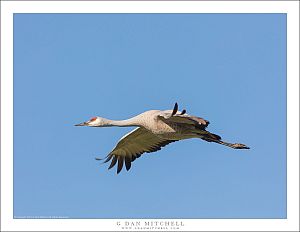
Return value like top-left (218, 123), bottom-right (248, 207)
top-left (13, 13), bottom-right (286, 218)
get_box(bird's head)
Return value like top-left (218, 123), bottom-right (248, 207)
top-left (74, 116), bottom-right (111, 127)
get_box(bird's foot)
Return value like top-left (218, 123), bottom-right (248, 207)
top-left (233, 143), bottom-right (250, 149)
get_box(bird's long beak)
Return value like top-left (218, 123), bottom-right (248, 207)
top-left (74, 122), bottom-right (88, 126)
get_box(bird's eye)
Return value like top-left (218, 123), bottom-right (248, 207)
top-left (90, 117), bottom-right (97, 122)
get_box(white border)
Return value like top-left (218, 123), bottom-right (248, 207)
top-left (1, 1), bottom-right (299, 231)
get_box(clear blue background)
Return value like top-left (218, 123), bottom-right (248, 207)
top-left (14, 14), bottom-right (286, 218)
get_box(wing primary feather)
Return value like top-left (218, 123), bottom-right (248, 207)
top-left (117, 156), bottom-right (124, 174)
top-left (103, 154), bottom-right (113, 163)
top-left (108, 156), bottom-right (117, 169)
top-left (180, 109), bottom-right (186, 115)
top-left (95, 153), bottom-right (111, 161)
top-left (125, 157), bottom-right (132, 171)
top-left (171, 102), bottom-right (178, 116)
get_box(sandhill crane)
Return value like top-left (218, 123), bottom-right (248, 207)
top-left (75, 103), bottom-right (249, 174)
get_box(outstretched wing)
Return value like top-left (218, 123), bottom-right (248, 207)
top-left (157, 103), bottom-right (209, 129)
top-left (98, 127), bottom-right (177, 174)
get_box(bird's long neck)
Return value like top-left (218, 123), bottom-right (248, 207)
top-left (106, 116), bottom-right (142, 127)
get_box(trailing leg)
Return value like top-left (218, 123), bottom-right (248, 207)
top-left (211, 139), bottom-right (250, 149)
top-left (196, 130), bottom-right (250, 149)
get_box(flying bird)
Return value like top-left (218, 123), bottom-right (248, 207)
top-left (75, 103), bottom-right (249, 174)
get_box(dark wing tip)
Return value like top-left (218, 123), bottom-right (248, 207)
top-left (117, 156), bottom-right (124, 174)
top-left (180, 109), bottom-right (186, 115)
top-left (125, 157), bottom-right (132, 171)
top-left (172, 102), bottom-right (178, 116)
top-left (103, 154), bottom-right (113, 163)
top-left (108, 156), bottom-right (118, 170)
